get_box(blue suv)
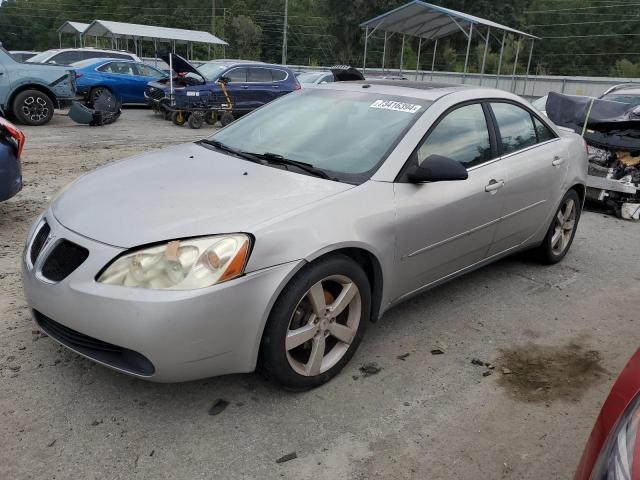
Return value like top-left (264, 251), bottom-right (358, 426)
top-left (145, 54), bottom-right (299, 122)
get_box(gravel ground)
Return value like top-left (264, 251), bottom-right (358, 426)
top-left (1, 108), bottom-right (639, 480)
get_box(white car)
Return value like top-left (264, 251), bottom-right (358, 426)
top-left (27, 48), bottom-right (140, 65)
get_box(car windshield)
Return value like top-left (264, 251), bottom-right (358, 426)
top-left (600, 93), bottom-right (640, 107)
top-left (208, 89), bottom-right (430, 183)
top-left (198, 63), bottom-right (231, 81)
top-left (297, 72), bottom-right (325, 84)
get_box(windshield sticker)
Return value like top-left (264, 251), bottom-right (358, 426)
top-left (370, 100), bottom-right (422, 113)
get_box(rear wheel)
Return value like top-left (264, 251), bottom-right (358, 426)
top-left (171, 111), bottom-right (186, 126)
top-left (261, 255), bottom-right (370, 390)
top-left (12, 90), bottom-right (54, 126)
top-left (535, 189), bottom-right (581, 264)
top-left (88, 87), bottom-right (111, 107)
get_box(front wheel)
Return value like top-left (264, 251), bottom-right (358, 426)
top-left (535, 189), bottom-right (582, 264)
top-left (261, 255), bottom-right (371, 390)
top-left (171, 110), bottom-right (186, 126)
top-left (220, 111), bottom-right (235, 127)
top-left (12, 90), bottom-right (54, 126)
top-left (188, 112), bottom-right (203, 129)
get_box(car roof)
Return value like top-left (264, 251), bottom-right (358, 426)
top-left (316, 80), bottom-right (474, 101)
top-left (603, 88), bottom-right (640, 96)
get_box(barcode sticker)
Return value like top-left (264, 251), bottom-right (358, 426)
top-left (370, 100), bottom-right (422, 113)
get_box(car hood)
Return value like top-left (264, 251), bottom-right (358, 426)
top-left (52, 142), bottom-right (353, 248)
top-left (159, 51), bottom-right (205, 81)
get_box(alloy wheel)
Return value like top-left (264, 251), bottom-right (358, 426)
top-left (285, 275), bottom-right (361, 377)
top-left (21, 96), bottom-right (49, 123)
top-left (551, 198), bottom-right (576, 256)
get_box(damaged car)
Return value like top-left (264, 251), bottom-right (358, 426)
top-left (546, 91), bottom-right (640, 220)
top-left (144, 53), bottom-right (299, 120)
top-left (22, 82), bottom-right (587, 389)
top-left (0, 43), bottom-right (76, 126)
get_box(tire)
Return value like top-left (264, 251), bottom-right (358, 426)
top-left (261, 254), bottom-right (371, 390)
top-left (188, 112), bottom-right (203, 129)
top-left (162, 110), bottom-right (172, 121)
top-left (220, 111), bottom-right (235, 127)
top-left (204, 111), bottom-right (218, 125)
top-left (534, 189), bottom-right (582, 264)
top-left (171, 111), bottom-right (186, 126)
top-left (12, 90), bottom-right (54, 126)
top-left (88, 87), bottom-right (111, 107)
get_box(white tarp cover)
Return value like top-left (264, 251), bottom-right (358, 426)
top-left (57, 21), bottom-right (90, 34)
top-left (83, 20), bottom-right (228, 45)
top-left (360, 0), bottom-right (538, 40)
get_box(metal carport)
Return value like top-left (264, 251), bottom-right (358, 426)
top-left (360, 0), bottom-right (539, 91)
top-left (57, 21), bottom-right (89, 48)
top-left (82, 20), bottom-right (228, 61)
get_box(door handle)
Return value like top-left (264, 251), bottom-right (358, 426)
top-left (242, 85), bottom-right (249, 89)
top-left (273, 85), bottom-right (279, 89)
top-left (552, 156), bottom-right (565, 167)
top-left (485, 179), bottom-right (505, 193)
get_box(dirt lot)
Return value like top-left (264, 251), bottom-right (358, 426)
top-left (1, 109), bottom-right (639, 480)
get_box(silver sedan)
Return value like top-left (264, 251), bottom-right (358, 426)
top-left (22, 81), bottom-right (587, 389)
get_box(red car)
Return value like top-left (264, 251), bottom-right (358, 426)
top-left (575, 349), bottom-right (640, 479)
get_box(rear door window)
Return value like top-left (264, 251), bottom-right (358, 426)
top-left (490, 102), bottom-right (538, 154)
top-left (138, 64), bottom-right (165, 78)
top-left (416, 103), bottom-right (492, 168)
top-left (224, 68), bottom-right (247, 83)
top-left (247, 67), bottom-right (272, 83)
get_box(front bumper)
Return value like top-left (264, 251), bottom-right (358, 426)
top-left (21, 212), bottom-right (303, 382)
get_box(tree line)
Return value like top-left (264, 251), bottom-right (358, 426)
top-left (1, 0), bottom-right (639, 78)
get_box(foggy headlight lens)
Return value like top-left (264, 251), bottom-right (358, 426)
top-left (97, 234), bottom-right (250, 290)
top-left (591, 394), bottom-right (640, 479)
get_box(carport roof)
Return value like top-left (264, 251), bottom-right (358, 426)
top-left (84, 20), bottom-right (228, 45)
top-left (57, 21), bottom-right (90, 35)
top-left (360, 0), bottom-right (538, 40)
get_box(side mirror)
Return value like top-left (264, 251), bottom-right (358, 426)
top-left (406, 154), bottom-right (468, 183)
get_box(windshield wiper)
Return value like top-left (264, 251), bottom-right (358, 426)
top-left (197, 139), bottom-right (264, 164)
top-left (250, 152), bottom-right (332, 180)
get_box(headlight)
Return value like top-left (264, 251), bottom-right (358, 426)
top-left (97, 234), bottom-right (251, 290)
top-left (590, 394), bottom-right (640, 479)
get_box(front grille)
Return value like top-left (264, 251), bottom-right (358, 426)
top-left (146, 87), bottom-right (165, 100)
top-left (34, 311), bottom-right (155, 376)
top-left (41, 240), bottom-right (89, 282)
top-left (30, 222), bottom-right (50, 265)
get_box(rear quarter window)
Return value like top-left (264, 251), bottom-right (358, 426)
top-left (271, 69), bottom-right (288, 81)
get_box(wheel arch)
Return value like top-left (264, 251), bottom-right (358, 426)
top-left (570, 182), bottom-right (586, 206)
top-left (297, 243), bottom-right (385, 323)
top-left (7, 84), bottom-right (56, 112)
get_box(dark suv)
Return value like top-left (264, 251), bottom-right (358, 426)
top-left (145, 54), bottom-right (299, 119)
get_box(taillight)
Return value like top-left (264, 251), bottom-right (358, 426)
top-left (74, 73), bottom-right (83, 79)
top-left (0, 116), bottom-right (26, 159)
top-left (294, 82), bottom-right (301, 90)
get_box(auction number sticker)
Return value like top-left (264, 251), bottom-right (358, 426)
top-left (370, 100), bottom-right (422, 113)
